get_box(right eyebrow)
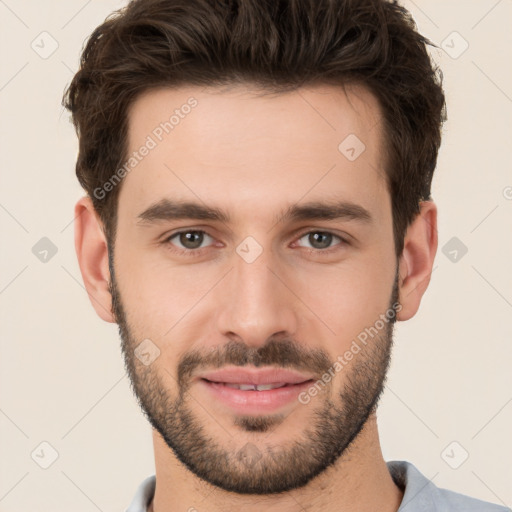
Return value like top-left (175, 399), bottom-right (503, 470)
top-left (137, 199), bottom-right (230, 225)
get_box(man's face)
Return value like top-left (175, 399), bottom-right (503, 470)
top-left (110, 84), bottom-right (399, 493)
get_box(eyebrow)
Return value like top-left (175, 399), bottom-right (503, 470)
top-left (136, 198), bottom-right (373, 226)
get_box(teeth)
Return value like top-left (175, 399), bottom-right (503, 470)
top-left (223, 382), bottom-right (287, 391)
top-left (227, 384), bottom-right (256, 391)
top-left (254, 384), bottom-right (279, 391)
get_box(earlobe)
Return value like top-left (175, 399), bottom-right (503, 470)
top-left (396, 201), bottom-right (438, 321)
top-left (74, 196), bottom-right (116, 323)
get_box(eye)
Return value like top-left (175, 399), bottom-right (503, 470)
top-left (166, 230), bottom-right (214, 250)
top-left (296, 231), bottom-right (345, 250)
top-left (162, 229), bottom-right (347, 256)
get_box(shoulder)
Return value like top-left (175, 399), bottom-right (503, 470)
top-left (125, 475), bottom-right (156, 512)
top-left (441, 488), bottom-right (510, 511)
top-left (387, 460), bottom-right (510, 512)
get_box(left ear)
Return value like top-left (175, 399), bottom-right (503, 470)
top-left (397, 201), bottom-right (438, 321)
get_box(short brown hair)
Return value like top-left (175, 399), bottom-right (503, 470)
top-left (63, 0), bottom-right (446, 256)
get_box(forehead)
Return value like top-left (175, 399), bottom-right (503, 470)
top-left (120, 83), bottom-right (388, 222)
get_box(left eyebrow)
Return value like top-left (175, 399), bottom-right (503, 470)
top-left (275, 200), bottom-right (373, 225)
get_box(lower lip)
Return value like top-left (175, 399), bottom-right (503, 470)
top-left (198, 379), bottom-right (314, 414)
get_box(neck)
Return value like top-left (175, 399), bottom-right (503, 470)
top-left (149, 414), bottom-right (403, 512)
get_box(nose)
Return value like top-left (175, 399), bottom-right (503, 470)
top-left (215, 246), bottom-right (299, 348)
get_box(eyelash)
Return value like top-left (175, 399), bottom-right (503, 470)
top-left (161, 229), bottom-right (349, 258)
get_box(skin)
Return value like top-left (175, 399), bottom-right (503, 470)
top-left (74, 83), bottom-right (437, 512)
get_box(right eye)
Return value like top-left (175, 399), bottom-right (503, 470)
top-left (164, 230), bottom-right (215, 251)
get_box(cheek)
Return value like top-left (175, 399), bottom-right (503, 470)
top-left (294, 258), bottom-right (395, 348)
top-left (115, 250), bottom-right (219, 337)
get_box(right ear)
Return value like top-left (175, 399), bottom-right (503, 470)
top-left (74, 196), bottom-right (115, 323)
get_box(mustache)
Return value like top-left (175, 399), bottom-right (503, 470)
top-left (177, 338), bottom-right (332, 388)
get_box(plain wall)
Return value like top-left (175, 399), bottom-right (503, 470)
top-left (0, 0), bottom-right (511, 510)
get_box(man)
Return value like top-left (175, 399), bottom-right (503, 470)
top-left (63, 0), bottom-right (509, 511)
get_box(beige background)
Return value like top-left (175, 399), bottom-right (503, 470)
top-left (1, 0), bottom-right (511, 510)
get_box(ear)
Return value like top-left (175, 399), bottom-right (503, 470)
top-left (74, 196), bottom-right (115, 323)
top-left (397, 201), bottom-right (438, 321)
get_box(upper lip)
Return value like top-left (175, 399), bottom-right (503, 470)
top-left (197, 367), bottom-right (314, 386)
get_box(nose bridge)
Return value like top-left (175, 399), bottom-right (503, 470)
top-left (234, 249), bottom-right (277, 307)
top-left (216, 242), bottom-right (298, 346)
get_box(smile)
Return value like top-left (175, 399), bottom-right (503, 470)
top-left (195, 368), bottom-right (315, 414)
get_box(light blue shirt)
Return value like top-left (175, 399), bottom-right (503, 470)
top-left (126, 460), bottom-right (510, 511)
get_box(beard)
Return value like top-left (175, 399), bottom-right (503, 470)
top-left (109, 250), bottom-right (399, 495)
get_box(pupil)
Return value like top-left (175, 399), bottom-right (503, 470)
top-left (180, 231), bottom-right (203, 249)
top-left (309, 232), bottom-right (332, 249)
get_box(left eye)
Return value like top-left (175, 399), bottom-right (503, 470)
top-left (296, 231), bottom-right (343, 250)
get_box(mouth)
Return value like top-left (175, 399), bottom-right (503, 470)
top-left (197, 366), bottom-right (314, 386)
top-left (195, 367), bottom-right (315, 414)
top-left (203, 381), bottom-right (303, 391)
